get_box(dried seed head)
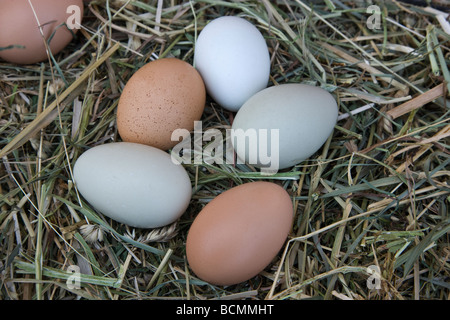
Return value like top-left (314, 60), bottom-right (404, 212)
top-left (80, 224), bottom-right (104, 244)
top-left (124, 222), bottom-right (178, 244)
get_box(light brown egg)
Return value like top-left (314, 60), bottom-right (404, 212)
top-left (117, 58), bottom-right (206, 151)
top-left (186, 181), bottom-right (293, 286)
top-left (0, 0), bottom-right (84, 64)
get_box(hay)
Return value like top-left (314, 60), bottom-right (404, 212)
top-left (0, 0), bottom-right (449, 300)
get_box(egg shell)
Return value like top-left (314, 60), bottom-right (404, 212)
top-left (231, 83), bottom-right (338, 170)
top-left (186, 181), bottom-right (293, 286)
top-left (117, 58), bottom-right (206, 151)
top-left (194, 16), bottom-right (270, 112)
top-left (0, 0), bottom-right (83, 64)
top-left (73, 142), bottom-right (192, 229)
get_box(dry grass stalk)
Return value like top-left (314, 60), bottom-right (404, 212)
top-left (386, 83), bottom-right (447, 119)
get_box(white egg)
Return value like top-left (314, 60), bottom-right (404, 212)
top-left (73, 142), bottom-right (192, 228)
top-left (231, 83), bottom-right (338, 172)
top-left (194, 16), bottom-right (270, 112)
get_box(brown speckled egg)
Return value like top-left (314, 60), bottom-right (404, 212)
top-left (186, 181), bottom-right (293, 286)
top-left (0, 0), bottom-right (84, 64)
top-left (117, 58), bottom-right (206, 150)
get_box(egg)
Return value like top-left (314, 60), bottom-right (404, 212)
top-left (186, 181), bottom-right (293, 286)
top-left (73, 142), bottom-right (192, 229)
top-left (231, 83), bottom-right (338, 171)
top-left (194, 16), bottom-right (271, 112)
top-left (0, 0), bottom-right (83, 64)
top-left (117, 58), bottom-right (206, 151)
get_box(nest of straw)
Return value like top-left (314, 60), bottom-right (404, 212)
top-left (0, 0), bottom-right (449, 300)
